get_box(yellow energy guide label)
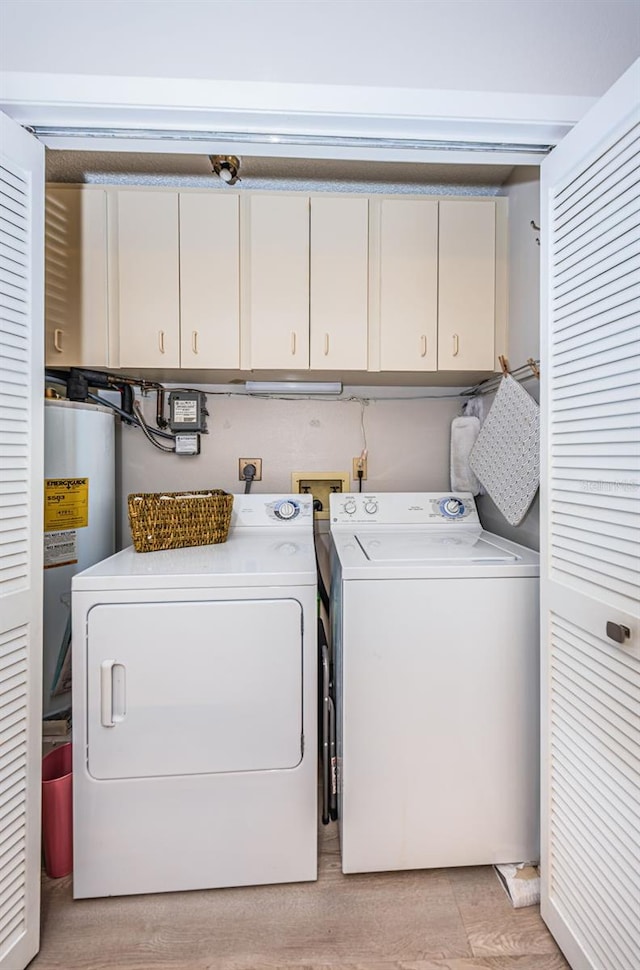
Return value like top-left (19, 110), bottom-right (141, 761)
top-left (44, 477), bottom-right (89, 531)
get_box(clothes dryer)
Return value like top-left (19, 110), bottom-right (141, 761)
top-left (72, 495), bottom-right (317, 898)
top-left (329, 492), bottom-right (539, 874)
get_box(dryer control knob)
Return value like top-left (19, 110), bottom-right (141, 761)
top-left (364, 499), bottom-right (378, 515)
top-left (274, 499), bottom-right (299, 520)
top-left (440, 497), bottom-right (465, 518)
top-left (344, 499), bottom-right (357, 515)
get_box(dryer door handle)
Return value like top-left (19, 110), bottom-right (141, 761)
top-left (100, 660), bottom-right (127, 727)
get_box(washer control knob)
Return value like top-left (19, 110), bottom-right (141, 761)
top-left (363, 499), bottom-right (378, 515)
top-left (439, 497), bottom-right (465, 518)
top-left (274, 499), bottom-right (299, 520)
top-left (344, 499), bottom-right (357, 515)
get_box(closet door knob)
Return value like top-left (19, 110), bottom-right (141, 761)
top-left (192, 330), bottom-right (199, 355)
top-left (452, 333), bottom-right (460, 357)
top-left (420, 335), bottom-right (427, 358)
top-left (291, 331), bottom-right (297, 355)
top-left (606, 621), bottom-right (631, 645)
top-left (324, 333), bottom-right (330, 356)
top-left (53, 328), bottom-right (64, 353)
top-left (158, 330), bottom-right (165, 354)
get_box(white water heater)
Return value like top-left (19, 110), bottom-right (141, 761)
top-left (43, 399), bottom-right (115, 718)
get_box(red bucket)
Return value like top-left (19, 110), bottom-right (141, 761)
top-left (42, 742), bottom-right (73, 878)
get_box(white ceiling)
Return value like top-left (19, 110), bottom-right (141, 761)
top-left (46, 151), bottom-right (517, 194)
top-left (2, 0), bottom-right (638, 97)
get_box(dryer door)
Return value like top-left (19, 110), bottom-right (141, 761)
top-left (86, 598), bottom-right (303, 779)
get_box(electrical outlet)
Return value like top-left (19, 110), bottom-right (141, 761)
top-left (352, 456), bottom-right (368, 481)
top-left (292, 472), bottom-right (350, 518)
top-left (239, 458), bottom-right (262, 481)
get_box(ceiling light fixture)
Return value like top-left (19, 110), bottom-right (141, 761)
top-left (209, 154), bottom-right (241, 185)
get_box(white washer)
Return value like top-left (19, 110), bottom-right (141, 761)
top-left (72, 495), bottom-right (317, 899)
top-left (329, 491), bottom-right (540, 874)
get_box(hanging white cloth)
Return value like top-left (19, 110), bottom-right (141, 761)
top-left (450, 416), bottom-right (482, 494)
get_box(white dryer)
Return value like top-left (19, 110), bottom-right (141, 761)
top-left (329, 492), bottom-right (540, 874)
top-left (72, 495), bottom-right (317, 899)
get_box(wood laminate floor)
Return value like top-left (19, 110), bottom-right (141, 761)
top-left (31, 820), bottom-right (568, 970)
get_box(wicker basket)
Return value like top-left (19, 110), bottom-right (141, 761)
top-left (127, 489), bottom-right (233, 553)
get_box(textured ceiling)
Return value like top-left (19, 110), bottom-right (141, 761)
top-left (46, 151), bottom-right (515, 196)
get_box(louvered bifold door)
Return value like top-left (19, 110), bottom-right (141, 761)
top-left (540, 61), bottom-right (640, 970)
top-left (0, 112), bottom-right (44, 970)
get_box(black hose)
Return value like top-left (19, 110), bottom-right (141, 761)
top-left (314, 528), bottom-right (331, 614)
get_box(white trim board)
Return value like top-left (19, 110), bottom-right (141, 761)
top-left (0, 71), bottom-right (595, 164)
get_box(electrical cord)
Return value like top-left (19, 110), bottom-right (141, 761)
top-left (357, 469), bottom-right (363, 493)
top-left (133, 401), bottom-right (176, 453)
top-left (242, 463), bottom-right (257, 493)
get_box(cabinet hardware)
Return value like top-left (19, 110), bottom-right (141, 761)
top-left (453, 333), bottom-right (460, 357)
top-left (291, 331), bottom-right (297, 355)
top-left (192, 331), bottom-right (199, 355)
top-left (606, 621), bottom-right (631, 645)
top-left (324, 333), bottom-right (330, 356)
top-left (420, 335), bottom-right (427, 358)
top-left (159, 330), bottom-right (165, 354)
top-left (53, 328), bottom-right (63, 353)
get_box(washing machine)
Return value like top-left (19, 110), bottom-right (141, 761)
top-left (72, 495), bottom-right (317, 899)
top-left (329, 491), bottom-right (540, 874)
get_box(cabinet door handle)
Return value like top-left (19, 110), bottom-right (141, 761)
top-left (53, 328), bottom-right (64, 353)
top-left (291, 331), bottom-right (297, 355)
top-left (324, 333), bottom-right (330, 356)
top-left (192, 330), bottom-right (199, 355)
top-left (420, 335), bottom-right (427, 358)
top-left (159, 330), bottom-right (165, 354)
top-left (452, 333), bottom-right (460, 357)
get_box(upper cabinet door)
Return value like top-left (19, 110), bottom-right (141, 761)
top-left (179, 193), bottom-right (240, 368)
top-left (378, 199), bottom-right (438, 371)
top-left (310, 197), bottom-right (369, 370)
top-left (245, 194), bottom-right (310, 369)
top-left (45, 187), bottom-right (109, 368)
top-left (438, 200), bottom-right (496, 371)
top-left (113, 191), bottom-right (180, 369)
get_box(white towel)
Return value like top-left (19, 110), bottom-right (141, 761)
top-left (450, 416), bottom-right (482, 494)
top-left (469, 374), bottom-right (540, 526)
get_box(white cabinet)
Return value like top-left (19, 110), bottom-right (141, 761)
top-left (244, 194), bottom-right (369, 370)
top-left (376, 198), bottom-right (438, 371)
top-left (310, 196), bottom-right (369, 370)
top-left (437, 199), bottom-right (497, 371)
top-left (244, 194), bottom-right (310, 369)
top-left (112, 190), bottom-right (241, 369)
top-left (45, 186), bottom-right (109, 367)
top-left (44, 186), bottom-right (504, 377)
top-left (179, 193), bottom-right (240, 368)
top-left (371, 196), bottom-right (505, 374)
top-left (112, 190), bottom-right (180, 369)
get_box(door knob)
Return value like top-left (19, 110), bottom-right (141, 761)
top-left (606, 621), bottom-right (631, 644)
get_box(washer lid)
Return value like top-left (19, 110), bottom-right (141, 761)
top-left (355, 531), bottom-right (520, 564)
